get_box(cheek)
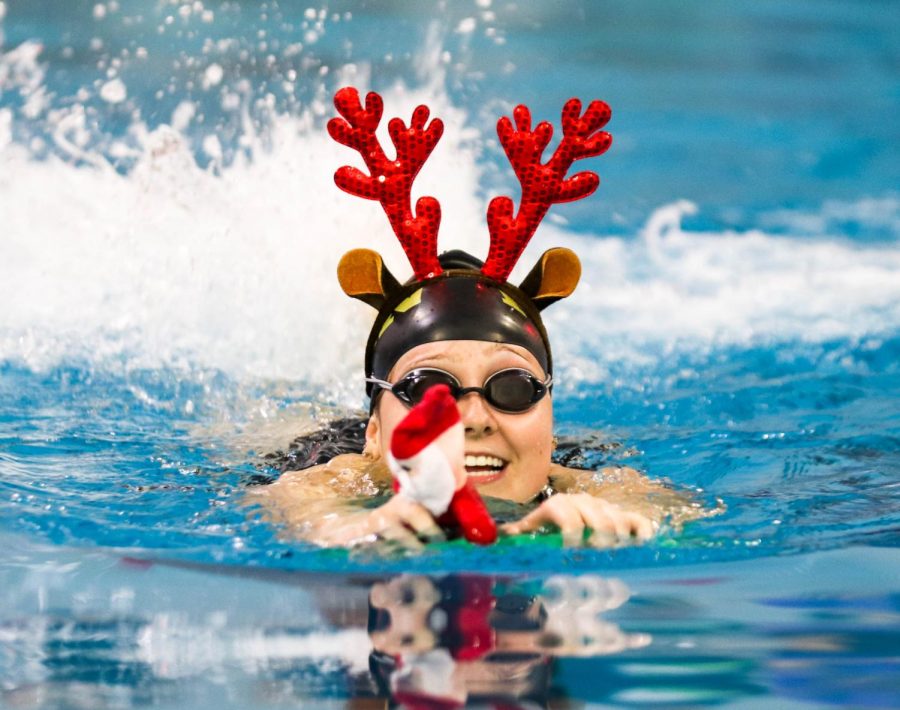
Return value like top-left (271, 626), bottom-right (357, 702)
top-left (508, 401), bottom-right (554, 460)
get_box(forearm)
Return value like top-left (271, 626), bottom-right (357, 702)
top-left (251, 487), bottom-right (372, 537)
top-left (246, 455), bottom-right (389, 538)
top-left (549, 464), bottom-right (712, 527)
top-left (246, 457), bottom-right (441, 548)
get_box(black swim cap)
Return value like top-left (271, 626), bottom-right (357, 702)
top-left (365, 251), bottom-right (551, 394)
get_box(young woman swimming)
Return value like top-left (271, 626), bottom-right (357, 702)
top-left (254, 88), bottom-right (694, 548)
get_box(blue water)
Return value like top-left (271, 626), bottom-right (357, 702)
top-left (2, 1), bottom-right (899, 707)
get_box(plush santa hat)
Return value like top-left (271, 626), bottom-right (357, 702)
top-left (391, 385), bottom-right (461, 460)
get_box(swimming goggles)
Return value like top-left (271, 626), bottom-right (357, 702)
top-left (365, 367), bottom-right (552, 414)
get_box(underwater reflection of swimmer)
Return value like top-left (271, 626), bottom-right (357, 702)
top-left (360, 573), bottom-right (650, 708)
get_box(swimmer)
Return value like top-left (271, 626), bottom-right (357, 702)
top-left (253, 88), bottom-right (699, 549)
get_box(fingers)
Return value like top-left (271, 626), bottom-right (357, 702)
top-left (311, 497), bottom-right (444, 550)
top-left (376, 523), bottom-right (425, 552)
top-left (622, 511), bottom-right (655, 541)
top-left (365, 496), bottom-right (445, 550)
top-left (501, 496), bottom-right (560, 535)
top-left (501, 495), bottom-right (588, 547)
top-left (389, 496), bottom-right (446, 542)
top-left (503, 493), bottom-right (657, 548)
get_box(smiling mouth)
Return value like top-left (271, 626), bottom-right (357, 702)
top-left (465, 455), bottom-right (507, 483)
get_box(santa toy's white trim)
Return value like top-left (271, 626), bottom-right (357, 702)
top-left (388, 423), bottom-right (463, 516)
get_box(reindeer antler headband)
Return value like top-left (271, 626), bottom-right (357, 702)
top-left (328, 87), bottom-right (611, 389)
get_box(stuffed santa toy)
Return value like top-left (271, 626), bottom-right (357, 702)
top-left (387, 384), bottom-right (497, 545)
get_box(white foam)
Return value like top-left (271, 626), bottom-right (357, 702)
top-left (541, 200), bottom-right (900, 384)
top-left (2, 39), bottom-right (899, 391)
top-left (558, 199), bottom-right (900, 343)
top-left (0, 42), bottom-right (486, 395)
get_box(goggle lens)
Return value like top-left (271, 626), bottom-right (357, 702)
top-left (485, 370), bottom-right (540, 410)
top-left (404, 370), bottom-right (457, 405)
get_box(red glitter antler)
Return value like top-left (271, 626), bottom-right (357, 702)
top-left (328, 87), bottom-right (445, 280)
top-left (482, 99), bottom-right (612, 281)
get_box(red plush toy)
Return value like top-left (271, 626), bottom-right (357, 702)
top-left (387, 385), bottom-right (497, 545)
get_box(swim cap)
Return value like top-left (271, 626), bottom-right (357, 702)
top-left (328, 87), bottom-right (611, 396)
top-left (368, 253), bottom-right (550, 387)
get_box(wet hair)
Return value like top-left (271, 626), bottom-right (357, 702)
top-left (256, 416), bottom-right (367, 478)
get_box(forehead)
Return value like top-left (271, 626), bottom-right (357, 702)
top-left (389, 340), bottom-right (544, 378)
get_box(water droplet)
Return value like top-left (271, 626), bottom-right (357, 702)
top-left (456, 17), bottom-right (477, 34)
top-left (202, 63), bottom-right (224, 89)
top-left (100, 78), bottom-right (127, 104)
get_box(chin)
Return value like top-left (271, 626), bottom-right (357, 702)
top-left (473, 473), bottom-right (539, 504)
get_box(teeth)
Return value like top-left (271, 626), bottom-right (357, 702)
top-left (465, 455), bottom-right (505, 469)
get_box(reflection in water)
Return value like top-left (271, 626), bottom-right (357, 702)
top-left (0, 560), bottom-right (649, 709)
top-left (365, 574), bottom-right (649, 707)
top-left (3, 549), bottom-right (899, 708)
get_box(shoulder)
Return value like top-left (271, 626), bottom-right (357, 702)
top-left (549, 462), bottom-right (668, 507)
top-left (550, 463), bottom-right (661, 491)
top-left (549, 463), bottom-right (710, 527)
top-left (258, 454), bottom-right (391, 500)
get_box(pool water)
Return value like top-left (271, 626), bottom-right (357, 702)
top-left (2, 1), bottom-right (899, 707)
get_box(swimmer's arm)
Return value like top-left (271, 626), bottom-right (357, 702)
top-left (549, 464), bottom-right (661, 522)
top-left (246, 456), bottom-right (442, 548)
top-left (502, 464), bottom-right (708, 545)
top-left (264, 454), bottom-right (391, 500)
top-left (247, 454), bottom-right (381, 539)
top-left (550, 463), bottom-right (709, 527)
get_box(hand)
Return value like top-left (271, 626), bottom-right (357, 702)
top-left (501, 493), bottom-right (656, 547)
top-left (311, 495), bottom-right (446, 550)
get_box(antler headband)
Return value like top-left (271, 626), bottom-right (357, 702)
top-left (327, 86), bottom-right (611, 284)
top-left (329, 87), bottom-right (611, 387)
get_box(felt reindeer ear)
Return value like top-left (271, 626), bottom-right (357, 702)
top-left (518, 247), bottom-right (582, 311)
top-left (336, 248), bottom-right (401, 310)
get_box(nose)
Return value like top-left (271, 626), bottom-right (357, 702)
top-left (457, 391), bottom-right (497, 437)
